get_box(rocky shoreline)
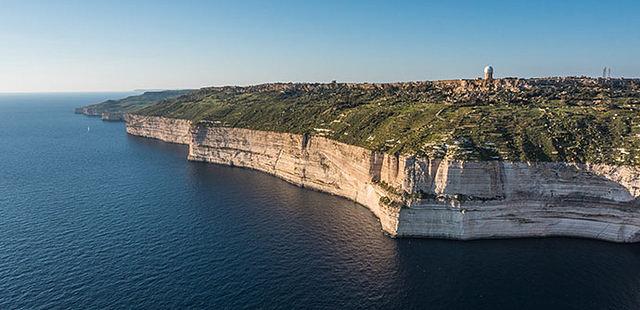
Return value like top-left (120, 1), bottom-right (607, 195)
top-left (125, 114), bottom-right (640, 242)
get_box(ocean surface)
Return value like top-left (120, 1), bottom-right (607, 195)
top-left (0, 93), bottom-right (639, 309)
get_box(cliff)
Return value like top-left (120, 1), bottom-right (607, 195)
top-left (100, 112), bottom-right (124, 122)
top-left (125, 114), bottom-right (640, 242)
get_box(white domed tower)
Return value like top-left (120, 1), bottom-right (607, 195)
top-left (484, 65), bottom-right (494, 81)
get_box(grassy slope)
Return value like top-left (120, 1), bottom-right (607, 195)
top-left (79, 90), bottom-right (193, 114)
top-left (134, 79), bottom-right (640, 165)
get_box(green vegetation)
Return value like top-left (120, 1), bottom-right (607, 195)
top-left (77, 90), bottom-right (192, 114)
top-left (134, 78), bottom-right (640, 165)
top-left (379, 196), bottom-right (405, 208)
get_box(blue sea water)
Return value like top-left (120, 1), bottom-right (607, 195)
top-left (0, 93), bottom-right (639, 309)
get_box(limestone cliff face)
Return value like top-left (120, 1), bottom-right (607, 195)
top-left (75, 107), bottom-right (100, 116)
top-left (100, 112), bottom-right (124, 121)
top-left (76, 108), bottom-right (125, 122)
top-left (402, 160), bottom-right (640, 242)
top-left (125, 115), bottom-right (192, 144)
top-left (187, 125), bottom-right (404, 233)
top-left (125, 115), bottom-right (640, 242)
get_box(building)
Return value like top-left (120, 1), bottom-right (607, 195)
top-left (484, 65), bottom-right (494, 80)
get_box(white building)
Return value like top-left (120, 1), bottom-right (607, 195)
top-left (484, 65), bottom-right (494, 80)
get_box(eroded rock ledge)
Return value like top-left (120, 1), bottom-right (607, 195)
top-left (125, 114), bottom-right (640, 242)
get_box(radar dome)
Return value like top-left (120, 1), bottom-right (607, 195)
top-left (484, 65), bottom-right (494, 80)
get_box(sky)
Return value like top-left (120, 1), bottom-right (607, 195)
top-left (1, 0), bottom-right (639, 92)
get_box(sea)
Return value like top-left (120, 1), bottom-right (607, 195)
top-left (0, 93), bottom-right (639, 309)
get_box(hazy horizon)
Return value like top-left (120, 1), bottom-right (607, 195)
top-left (2, 74), bottom-right (640, 94)
top-left (2, 0), bottom-right (639, 92)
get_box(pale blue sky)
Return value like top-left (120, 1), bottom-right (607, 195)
top-left (1, 0), bottom-right (639, 92)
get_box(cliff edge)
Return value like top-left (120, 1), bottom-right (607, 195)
top-left (125, 113), bottom-right (640, 242)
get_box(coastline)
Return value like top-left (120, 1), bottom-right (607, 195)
top-left (124, 114), bottom-right (640, 242)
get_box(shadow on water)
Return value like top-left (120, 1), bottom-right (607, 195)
top-left (394, 237), bottom-right (640, 310)
top-left (125, 134), bottom-right (189, 159)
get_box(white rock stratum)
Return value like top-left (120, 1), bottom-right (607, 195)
top-left (125, 114), bottom-right (640, 242)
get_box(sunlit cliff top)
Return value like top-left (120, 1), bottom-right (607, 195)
top-left (133, 77), bottom-right (640, 165)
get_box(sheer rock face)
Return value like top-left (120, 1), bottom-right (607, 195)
top-left (125, 114), bottom-right (640, 242)
top-left (402, 161), bottom-right (640, 241)
top-left (75, 107), bottom-right (100, 116)
top-left (125, 114), bottom-right (192, 144)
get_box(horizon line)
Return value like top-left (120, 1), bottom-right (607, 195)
top-left (2, 75), bottom-right (639, 93)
